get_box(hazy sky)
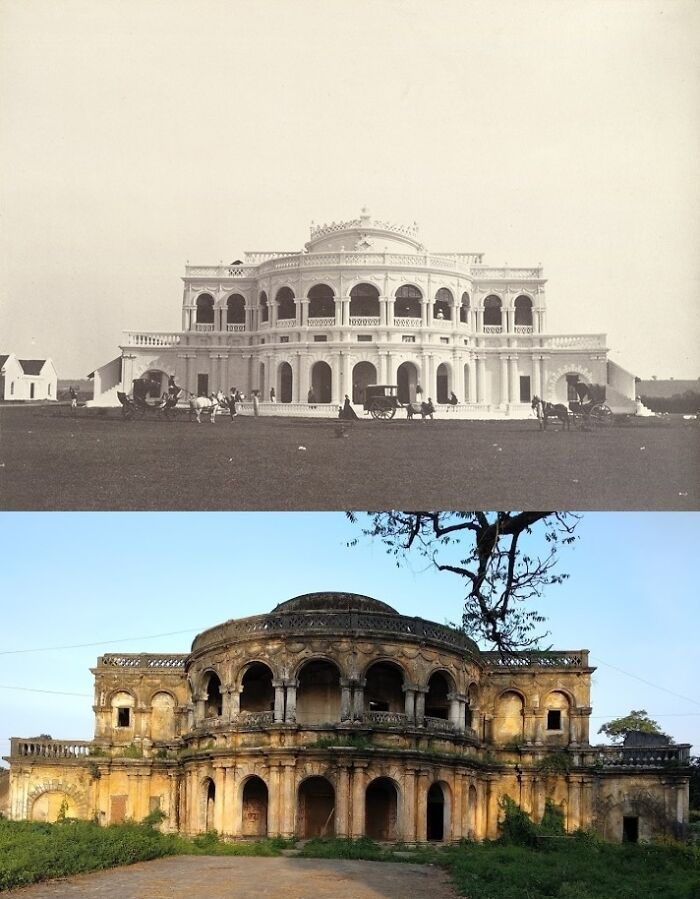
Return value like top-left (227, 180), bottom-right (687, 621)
top-left (1, 511), bottom-right (698, 765)
top-left (1, 0), bottom-right (698, 379)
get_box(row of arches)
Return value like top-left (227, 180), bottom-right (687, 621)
top-left (192, 285), bottom-right (534, 328)
top-left (201, 774), bottom-right (461, 842)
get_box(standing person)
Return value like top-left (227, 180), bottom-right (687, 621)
top-left (449, 391), bottom-right (458, 407)
top-left (307, 387), bottom-right (316, 405)
top-left (252, 390), bottom-right (260, 417)
top-left (228, 386), bottom-right (238, 419)
top-left (270, 387), bottom-right (276, 403)
top-left (69, 385), bottom-right (78, 415)
top-left (340, 395), bottom-right (359, 420)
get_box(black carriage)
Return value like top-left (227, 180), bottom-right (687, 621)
top-left (568, 383), bottom-right (613, 428)
top-left (117, 379), bottom-right (180, 420)
top-left (363, 384), bottom-right (403, 420)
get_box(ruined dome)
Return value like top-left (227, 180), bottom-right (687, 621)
top-left (271, 591), bottom-right (398, 615)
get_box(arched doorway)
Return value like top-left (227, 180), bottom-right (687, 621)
top-left (150, 692), bottom-right (176, 741)
top-left (365, 662), bottom-right (405, 714)
top-left (396, 361), bottom-right (419, 405)
top-left (31, 791), bottom-right (78, 822)
top-left (483, 295), bottom-right (502, 328)
top-left (395, 285), bottom-right (422, 319)
top-left (514, 295), bottom-right (533, 328)
top-left (278, 362), bottom-right (293, 403)
top-left (311, 361), bottom-right (332, 404)
top-left (365, 778), bottom-right (398, 840)
top-left (427, 782), bottom-right (448, 841)
top-left (204, 672), bottom-right (223, 718)
top-left (204, 778), bottom-right (216, 831)
top-left (296, 659), bottom-right (341, 724)
top-left (242, 777), bottom-right (268, 836)
top-left (436, 363), bottom-right (450, 404)
top-left (434, 288), bottom-right (453, 320)
top-left (227, 294), bottom-right (245, 326)
top-left (352, 361), bottom-right (377, 405)
top-left (426, 671), bottom-right (454, 720)
top-left (298, 777), bottom-right (335, 838)
top-left (276, 287), bottom-right (296, 321)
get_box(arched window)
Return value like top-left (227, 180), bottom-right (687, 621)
top-left (514, 295), bottom-right (533, 328)
top-left (493, 691), bottom-right (524, 743)
top-left (111, 691), bottom-right (135, 731)
top-left (150, 692), bottom-right (176, 742)
top-left (196, 293), bottom-right (215, 324)
top-left (349, 283), bottom-right (379, 318)
top-left (426, 672), bottom-right (454, 720)
top-left (226, 294), bottom-right (245, 325)
top-left (365, 662), bottom-right (404, 714)
top-left (240, 663), bottom-right (274, 714)
top-left (203, 778), bottom-right (216, 831)
top-left (544, 691), bottom-right (572, 743)
top-left (366, 778), bottom-right (399, 840)
top-left (308, 284), bottom-right (335, 318)
top-left (483, 295), bottom-right (502, 327)
top-left (204, 672), bottom-right (223, 718)
top-left (259, 291), bottom-right (268, 323)
top-left (434, 288), bottom-right (453, 321)
top-left (298, 777), bottom-right (335, 838)
top-left (242, 777), bottom-right (268, 836)
top-left (297, 659), bottom-right (341, 724)
top-left (276, 286), bottom-right (296, 321)
top-left (395, 285), bottom-right (422, 318)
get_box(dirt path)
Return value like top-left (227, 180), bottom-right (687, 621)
top-left (4, 856), bottom-right (460, 899)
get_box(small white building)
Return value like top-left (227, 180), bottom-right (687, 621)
top-left (0, 354), bottom-right (58, 401)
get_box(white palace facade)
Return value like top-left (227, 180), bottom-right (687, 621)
top-left (93, 210), bottom-right (636, 414)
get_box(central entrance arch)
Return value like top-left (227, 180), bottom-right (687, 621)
top-left (298, 777), bottom-right (335, 838)
top-left (311, 361), bottom-right (332, 404)
top-left (427, 782), bottom-right (449, 841)
top-left (242, 777), bottom-right (268, 836)
top-left (352, 361), bottom-right (377, 405)
top-left (365, 778), bottom-right (399, 840)
top-left (396, 361), bottom-right (419, 405)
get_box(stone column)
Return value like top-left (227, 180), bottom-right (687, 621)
top-left (281, 761), bottom-right (296, 837)
top-left (224, 765), bottom-right (237, 837)
top-left (453, 355), bottom-right (465, 403)
top-left (341, 353), bottom-right (351, 401)
top-left (532, 354), bottom-right (541, 398)
top-left (567, 776), bottom-right (581, 832)
top-left (284, 680), bottom-right (298, 723)
top-left (415, 687), bottom-right (427, 725)
top-left (476, 356), bottom-right (487, 403)
top-left (273, 682), bottom-right (285, 723)
top-left (509, 355), bottom-right (519, 404)
top-left (387, 297), bottom-right (395, 327)
top-left (245, 305), bottom-right (254, 332)
top-left (334, 296), bottom-right (343, 327)
top-left (213, 765), bottom-right (226, 834)
top-left (379, 351), bottom-right (389, 384)
top-left (299, 298), bottom-right (308, 326)
top-left (499, 355), bottom-right (509, 405)
top-left (350, 762), bottom-right (368, 837)
top-left (229, 688), bottom-right (241, 720)
top-left (403, 685), bottom-right (416, 722)
top-left (335, 763), bottom-right (351, 837)
top-left (269, 300), bottom-right (278, 329)
top-left (331, 356), bottom-right (341, 406)
top-left (448, 692), bottom-right (462, 728)
top-left (267, 763), bottom-right (281, 836)
top-left (539, 356), bottom-right (548, 400)
top-left (340, 680), bottom-right (353, 721)
top-left (534, 711), bottom-right (545, 746)
top-left (486, 776), bottom-right (501, 839)
top-left (297, 353), bottom-right (309, 403)
top-left (402, 767), bottom-right (417, 842)
top-left (476, 779), bottom-right (488, 840)
top-left (580, 777), bottom-right (594, 831)
top-left (416, 770), bottom-right (430, 842)
top-left (352, 680), bottom-right (365, 721)
top-left (452, 772), bottom-right (464, 840)
top-left (379, 296), bottom-right (389, 327)
top-left (341, 297), bottom-right (350, 326)
top-left (523, 707), bottom-right (537, 745)
top-left (421, 300), bottom-right (429, 328)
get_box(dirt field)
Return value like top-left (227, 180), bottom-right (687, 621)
top-left (2, 855), bottom-right (458, 899)
top-left (0, 407), bottom-right (697, 510)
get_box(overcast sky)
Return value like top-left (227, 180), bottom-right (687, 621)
top-left (1, 0), bottom-right (698, 379)
top-left (1, 511), bottom-right (698, 765)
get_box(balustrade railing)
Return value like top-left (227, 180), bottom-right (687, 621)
top-left (349, 316), bottom-right (380, 327)
top-left (364, 711), bottom-right (409, 727)
top-left (185, 264), bottom-right (257, 278)
top-left (11, 738), bottom-right (92, 759)
top-left (307, 316), bottom-right (335, 327)
top-left (541, 334), bottom-right (606, 348)
top-left (99, 653), bottom-right (187, 668)
top-left (472, 266), bottom-right (543, 279)
top-left (596, 745), bottom-right (690, 767)
top-left (238, 710), bottom-right (274, 727)
top-left (276, 318), bottom-right (297, 328)
top-left (514, 325), bottom-right (534, 334)
top-left (482, 650), bottom-right (588, 668)
top-left (226, 324), bottom-right (246, 332)
top-left (483, 325), bottom-right (503, 334)
top-left (123, 332), bottom-right (182, 347)
top-left (393, 316), bottom-right (422, 328)
top-left (195, 323), bottom-right (215, 332)
top-left (424, 716), bottom-right (455, 733)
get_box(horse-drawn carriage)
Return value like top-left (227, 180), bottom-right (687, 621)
top-left (532, 383), bottom-right (613, 430)
top-left (117, 378), bottom-right (180, 420)
top-left (362, 384), bottom-right (403, 420)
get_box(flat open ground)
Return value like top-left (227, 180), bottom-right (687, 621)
top-left (0, 406), bottom-right (697, 510)
top-left (2, 855), bottom-right (458, 899)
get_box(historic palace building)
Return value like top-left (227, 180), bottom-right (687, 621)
top-left (92, 210), bottom-right (635, 414)
top-left (4, 593), bottom-right (689, 843)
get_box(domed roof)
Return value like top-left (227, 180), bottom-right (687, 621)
top-left (305, 208), bottom-right (424, 255)
top-left (271, 591), bottom-right (398, 615)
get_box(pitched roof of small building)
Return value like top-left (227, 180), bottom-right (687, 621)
top-left (18, 360), bottom-right (47, 375)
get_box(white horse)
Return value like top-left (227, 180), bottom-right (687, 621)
top-left (189, 391), bottom-right (224, 424)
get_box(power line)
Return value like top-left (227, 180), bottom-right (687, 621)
top-left (0, 626), bottom-right (205, 655)
top-left (591, 655), bottom-right (700, 708)
top-left (0, 684), bottom-right (91, 697)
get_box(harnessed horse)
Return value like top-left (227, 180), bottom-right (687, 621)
top-left (189, 390), bottom-right (225, 424)
top-left (531, 395), bottom-right (570, 430)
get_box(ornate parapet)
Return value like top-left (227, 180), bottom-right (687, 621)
top-left (9, 738), bottom-right (93, 760)
top-left (97, 654), bottom-right (187, 669)
top-left (481, 650), bottom-right (590, 669)
top-left (594, 744), bottom-right (691, 768)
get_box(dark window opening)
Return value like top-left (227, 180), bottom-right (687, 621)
top-left (117, 707), bottom-right (131, 727)
top-left (547, 710), bottom-right (562, 730)
top-left (427, 783), bottom-right (445, 841)
top-left (313, 335), bottom-right (328, 342)
top-left (566, 374), bottom-right (580, 402)
top-left (622, 816), bottom-right (639, 843)
top-left (369, 700), bottom-right (390, 712)
top-left (519, 376), bottom-right (531, 402)
top-left (197, 374), bottom-right (209, 396)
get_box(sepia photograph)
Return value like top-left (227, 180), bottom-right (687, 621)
top-left (0, 0), bottom-right (698, 897)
